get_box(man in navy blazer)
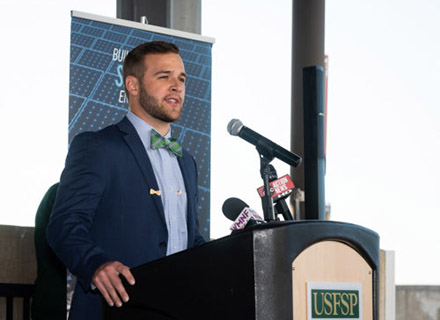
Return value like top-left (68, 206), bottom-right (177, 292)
top-left (47, 41), bottom-right (206, 319)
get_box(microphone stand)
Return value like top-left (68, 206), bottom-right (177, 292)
top-left (255, 138), bottom-right (301, 222)
top-left (275, 199), bottom-right (294, 220)
top-left (257, 146), bottom-right (276, 221)
top-left (266, 163), bottom-right (294, 221)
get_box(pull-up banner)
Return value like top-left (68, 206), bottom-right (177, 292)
top-left (68, 11), bottom-right (214, 238)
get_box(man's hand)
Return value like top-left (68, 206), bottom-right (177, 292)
top-left (92, 261), bottom-right (135, 307)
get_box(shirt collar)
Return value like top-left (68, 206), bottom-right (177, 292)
top-left (126, 111), bottom-right (172, 142)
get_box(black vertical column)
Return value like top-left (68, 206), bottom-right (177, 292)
top-left (291, 0), bottom-right (325, 219)
top-left (303, 66), bottom-right (326, 220)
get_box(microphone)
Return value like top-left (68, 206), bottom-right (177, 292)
top-left (227, 119), bottom-right (302, 167)
top-left (222, 197), bottom-right (265, 231)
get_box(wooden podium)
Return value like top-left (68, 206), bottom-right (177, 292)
top-left (103, 221), bottom-right (379, 320)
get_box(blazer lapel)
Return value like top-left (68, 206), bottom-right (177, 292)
top-left (116, 117), bottom-right (166, 224)
top-left (177, 153), bottom-right (196, 237)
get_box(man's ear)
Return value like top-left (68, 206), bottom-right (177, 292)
top-left (125, 76), bottom-right (139, 97)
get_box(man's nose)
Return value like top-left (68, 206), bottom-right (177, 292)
top-left (170, 78), bottom-right (184, 92)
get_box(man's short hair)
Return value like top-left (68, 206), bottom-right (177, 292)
top-left (123, 41), bottom-right (180, 94)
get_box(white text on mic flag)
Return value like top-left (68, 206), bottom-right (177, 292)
top-left (230, 208), bottom-right (264, 231)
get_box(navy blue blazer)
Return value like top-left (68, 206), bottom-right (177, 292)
top-left (47, 117), bottom-right (205, 319)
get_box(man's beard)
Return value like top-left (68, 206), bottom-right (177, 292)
top-left (138, 84), bottom-right (182, 123)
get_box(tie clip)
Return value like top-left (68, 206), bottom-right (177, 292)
top-left (150, 189), bottom-right (161, 196)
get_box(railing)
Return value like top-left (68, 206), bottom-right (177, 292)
top-left (0, 283), bottom-right (34, 320)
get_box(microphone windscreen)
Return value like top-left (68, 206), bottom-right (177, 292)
top-left (227, 119), bottom-right (243, 136)
top-left (222, 197), bottom-right (249, 221)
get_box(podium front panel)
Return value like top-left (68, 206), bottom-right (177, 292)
top-left (252, 221), bottom-right (379, 320)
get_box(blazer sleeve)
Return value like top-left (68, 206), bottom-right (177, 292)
top-left (46, 132), bottom-right (114, 290)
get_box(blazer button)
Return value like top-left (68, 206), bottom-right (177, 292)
top-left (159, 241), bottom-right (167, 248)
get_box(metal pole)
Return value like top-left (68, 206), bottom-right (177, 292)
top-left (291, 0), bottom-right (325, 219)
top-left (116, 0), bottom-right (201, 34)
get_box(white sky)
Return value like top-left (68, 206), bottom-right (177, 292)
top-left (0, 0), bottom-right (439, 285)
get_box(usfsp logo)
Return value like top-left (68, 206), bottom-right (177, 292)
top-left (311, 290), bottom-right (359, 318)
top-left (307, 282), bottom-right (362, 320)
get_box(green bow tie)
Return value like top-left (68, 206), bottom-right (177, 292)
top-left (150, 129), bottom-right (183, 157)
